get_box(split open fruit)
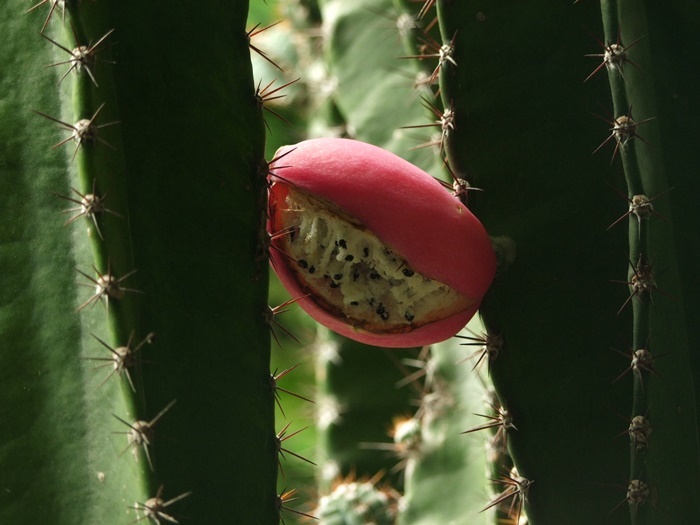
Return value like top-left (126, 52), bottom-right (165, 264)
top-left (267, 138), bottom-right (496, 348)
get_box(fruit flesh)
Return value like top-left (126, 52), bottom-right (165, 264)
top-left (272, 185), bottom-right (472, 334)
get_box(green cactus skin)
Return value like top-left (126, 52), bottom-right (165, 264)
top-left (316, 477), bottom-right (398, 525)
top-left (316, 0), bottom-right (443, 174)
top-left (426, 0), bottom-right (700, 523)
top-left (1, 4), bottom-right (149, 523)
top-left (398, 327), bottom-right (495, 525)
top-left (598, 1), bottom-right (700, 523)
top-left (1, 1), bottom-right (279, 523)
top-left (314, 328), bottom-right (419, 494)
top-left (433, 1), bottom-right (633, 523)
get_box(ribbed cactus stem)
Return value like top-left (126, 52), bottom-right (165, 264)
top-left (2, 1), bottom-right (279, 523)
top-left (435, 0), bottom-right (470, 181)
top-left (398, 333), bottom-right (493, 525)
top-left (599, 6), bottom-right (653, 521)
top-left (598, 1), bottom-right (700, 522)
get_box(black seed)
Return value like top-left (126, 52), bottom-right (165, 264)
top-left (350, 301), bottom-right (359, 306)
top-left (330, 282), bottom-right (340, 289)
top-left (376, 303), bottom-right (389, 320)
top-left (402, 268), bottom-right (414, 277)
top-left (368, 298), bottom-right (375, 306)
top-left (370, 272), bottom-right (380, 280)
top-left (352, 271), bottom-right (360, 281)
top-left (308, 265), bottom-right (316, 274)
top-left (298, 259), bottom-right (308, 269)
top-left (404, 312), bottom-right (415, 322)
top-left (338, 239), bottom-right (347, 249)
top-left (331, 247), bottom-right (339, 257)
top-left (333, 273), bottom-right (343, 281)
top-left (363, 247), bottom-right (369, 257)
top-left (345, 255), bottom-right (354, 262)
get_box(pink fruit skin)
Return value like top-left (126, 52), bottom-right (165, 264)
top-left (268, 137), bottom-right (496, 348)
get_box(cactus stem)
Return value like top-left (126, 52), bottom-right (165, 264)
top-left (276, 489), bottom-right (318, 524)
top-left (113, 399), bottom-right (177, 472)
top-left (76, 263), bottom-right (141, 313)
top-left (26, 0), bottom-right (65, 33)
top-left (270, 365), bottom-right (315, 419)
top-left (247, 21), bottom-right (284, 72)
top-left (32, 104), bottom-right (119, 159)
top-left (53, 181), bottom-right (123, 240)
top-left (129, 485), bottom-right (192, 525)
top-left (84, 331), bottom-right (154, 392)
top-left (40, 28), bottom-right (114, 87)
top-left (584, 27), bottom-right (644, 83)
top-left (276, 422), bottom-right (317, 480)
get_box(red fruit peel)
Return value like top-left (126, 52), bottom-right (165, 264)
top-left (267, 138), bottom-right (496, 348)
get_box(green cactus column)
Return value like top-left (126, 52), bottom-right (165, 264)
top-left (398, 329), bottom-right (495, 525)
top-left (1, 1), bottom-right (278, 523)
top-left (434, 0), bottom-right (700, 523)
top-left (434, 0), bottom-right (632, 523)
top-left (596, 1), bottom-right (700, 523)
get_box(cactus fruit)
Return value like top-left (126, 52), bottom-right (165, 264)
top-left (267, 137), bottom-right (496, 347)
